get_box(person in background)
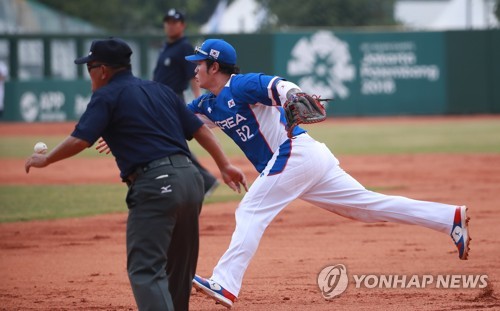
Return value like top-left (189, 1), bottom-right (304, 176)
top-left (25, 37), bottom-right (247, 311)
top-left (153, 8), bottom-right (219, 198)
top-left (0, 60), bottom-right (8, 117)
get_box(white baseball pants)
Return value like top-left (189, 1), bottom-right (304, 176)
top-left (211, 133), bottom-right (458, 296)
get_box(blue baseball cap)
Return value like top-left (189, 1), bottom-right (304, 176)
top-left (74, 38), bottom-right (132, 66)
top-left (185, 39), bottom-right (237, 65)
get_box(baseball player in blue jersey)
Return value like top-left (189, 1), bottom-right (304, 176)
top-left (185, 39), bottom-right (470, 308)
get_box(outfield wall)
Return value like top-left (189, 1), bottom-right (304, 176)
top-left (1, 29), bottom-right (499, 122)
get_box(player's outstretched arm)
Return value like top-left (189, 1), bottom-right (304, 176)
top-left (193, 124), bottom-right (248, 193)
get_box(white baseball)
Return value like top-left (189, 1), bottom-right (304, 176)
top-left (34, 142), bottom-right (48, 154)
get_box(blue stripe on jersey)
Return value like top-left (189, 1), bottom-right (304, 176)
top-left (268, 138), bottom-right (292, 176)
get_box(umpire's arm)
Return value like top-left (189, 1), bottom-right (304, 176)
top-left (193, 124), bottom-right (248, 193)
top-left (25, 136), bottom-right (90, 173)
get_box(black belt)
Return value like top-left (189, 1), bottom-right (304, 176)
top-left (123, 154), bottom-right (192, 185)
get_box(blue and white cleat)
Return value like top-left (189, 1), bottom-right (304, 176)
top-left (450, 206), bottom-right (471, 260)
top-left (193, 275), bottom-right (236, 308)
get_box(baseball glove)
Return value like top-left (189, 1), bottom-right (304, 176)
top-left (283, 92), bottom-right (327, 138)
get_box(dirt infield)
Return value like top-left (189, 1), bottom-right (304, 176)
top-left (1, 118), bottom-right (499, 310)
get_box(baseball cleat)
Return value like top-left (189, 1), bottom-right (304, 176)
top-left (450, 206), bottom-right (471, 260)
top-left (193, 275), bottom-right (236, 308)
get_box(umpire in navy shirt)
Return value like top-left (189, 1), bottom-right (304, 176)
top-left (25, 37), bottom-right (247, 311)
top-left (153, 8), bottom-right (220, 199)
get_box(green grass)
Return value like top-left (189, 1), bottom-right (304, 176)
top-left (187, 118), bottom-right (500, 156)
top-left (0, 184), bottom-right (127, 222)
top-left (0, 136), bottom-right (105, 158)
top-left (0, 182), bottom-right (245, 223)
top-left (310, 120), bottom-right (500, 154)
top-left (2, 119), bottom-right (500, 159)
top-left (1, 117), bottom-right (499, 223)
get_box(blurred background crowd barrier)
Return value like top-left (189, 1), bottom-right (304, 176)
top-left (1, 0), bottom-right (499, 122)
top-left (1, 29), bottom-right (499, 122)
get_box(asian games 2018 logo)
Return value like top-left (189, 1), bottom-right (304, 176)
top-left (287, 31), bottom-right (355, 104)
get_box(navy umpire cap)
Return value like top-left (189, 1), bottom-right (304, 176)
top-left (74, 38), bottom-right (132, 65)
top-left (164, 8), bottom-right (185, 22)
top-left (185, 39), bottom-right (237, 66)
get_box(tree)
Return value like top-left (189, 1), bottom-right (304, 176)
top-left (35, 0), bottom-right (401, 33)
top-left (36, 0), bottom-right (220, 33)
top-left (257, 0), bottom-right (397, 29)
top-left (496, 0), bottom-right (500, 21)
